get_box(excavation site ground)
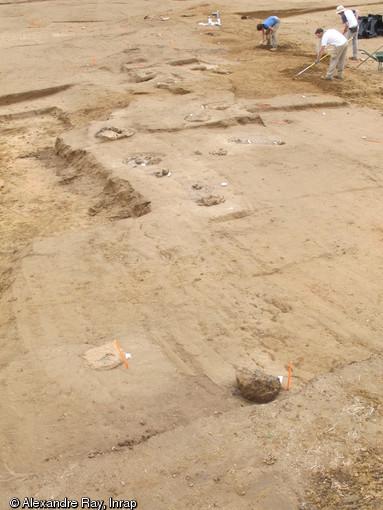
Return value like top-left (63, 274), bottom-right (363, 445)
top-left (1, 0), bottom-right (383, 508)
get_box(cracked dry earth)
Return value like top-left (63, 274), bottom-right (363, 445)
top-left (1, 0), bottom-right (383, 509)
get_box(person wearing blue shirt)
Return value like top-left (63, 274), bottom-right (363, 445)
top-left (257, 16), bottom-right (281, 51)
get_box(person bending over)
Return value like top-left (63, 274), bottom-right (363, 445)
top-left (257, 16), bottom-right (281, 51)
top-left (315, 27), bottom-right (348, 80)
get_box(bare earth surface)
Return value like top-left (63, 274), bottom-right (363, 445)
top-left (1, 1), bottom-right (383, 509)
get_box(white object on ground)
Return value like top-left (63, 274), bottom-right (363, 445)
top-left (199, 18), bottom-right (221, 26)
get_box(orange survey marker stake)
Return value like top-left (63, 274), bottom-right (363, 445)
top-left (31, 16), bottom-right (34, 25)
top-left (93, 54), bottom-right (96, 66)
top-left (286, 361), bottom-right (293, 390)
top-left (172, 40), bottom-right (175, 49)
top-left (114, 340), bottom-right (129, 369)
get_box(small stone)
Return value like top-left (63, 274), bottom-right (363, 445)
top-left (263, 453), bottom-right (277, 465)
top-left (196, 195), bottom-right (225, 207)
top-left (343, 495), bottom-right (360, 504)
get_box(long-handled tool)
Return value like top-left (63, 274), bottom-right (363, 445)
top-left (293, 51), bottom-right (331, 78)
top-left (355, 43), bottom-right (383, 69)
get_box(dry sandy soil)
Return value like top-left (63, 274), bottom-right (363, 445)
top-left (1, 0), bottom-right (383, 509)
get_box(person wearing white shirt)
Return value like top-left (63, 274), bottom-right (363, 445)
top-left (315, 28), bottom-right (348, 80)
top-left (336, 5), bottom-right (359, 60)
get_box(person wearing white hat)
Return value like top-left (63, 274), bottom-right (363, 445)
top-left (336, 5), bottom-right (359, 60)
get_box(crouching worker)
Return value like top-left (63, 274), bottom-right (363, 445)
top-left (257, 16), bottom-right (281, 51)
top-left (315, 27), bottom-right (348, 80)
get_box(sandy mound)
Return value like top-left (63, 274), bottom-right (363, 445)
top-left (83, 342), bottom-right (124, 370)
